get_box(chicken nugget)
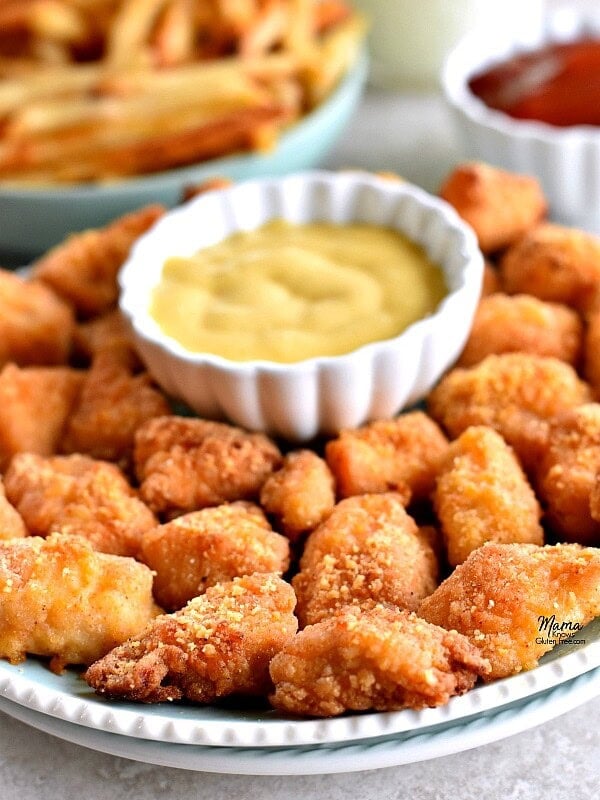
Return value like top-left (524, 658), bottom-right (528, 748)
top-left (500, 223), bottom-right (600, 313)
top-left (0, 363), bottom-right (84, 471)
top-left (0, 533), bottom-right (158, 671)
top-left (419, 542), bottom-right (600, 680)
top-left (0, 271), bottom-right (74, 367)
top-left (435, 426), bottom-right (543, 566)
top-left (584, 309), bottom-right (600, 397)
top-left (537, 404), bottom-right (600, 544)
top-left (134, 416), bottom-right (282, 517)
top-left (292, 493), bottom-right (438, 627)
top-left (428, 353), bottom-right (591, 473)
top-left (325, 412), bottom-right (449, 502)
top-left (32, 204), bottom-right (165, 317)
top-left (73, 310), bottom-right (136, 364)
top-left (439, 162), bottom-right (547, 253)
top-left (269, 605), bottom-right (490, 717)
top-left (0, 477), bottom-right (26, 540)
top-left (139, 503), bottom-right (290, 610)
top-left (61, 351), bottom-right (170, 468)
top-left (4, 453), bottom-right (156, 557)
top-left (85, 573), bottom-right (297, 703)
top-left (458, 294), bottom-right (583, 368)
top-left (259, 450), bottom-right (335, 541)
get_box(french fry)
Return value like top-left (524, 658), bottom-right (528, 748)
top-left (105, 0), bottom-right (168, 68)
top-left (151, 0), bottom-right (195, 67)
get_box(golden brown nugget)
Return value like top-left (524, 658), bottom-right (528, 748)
top-left (4, 453), bottom-right (156, 557)
top-left (0, 363), bottom-right (84, 471)
top-left (325, 412), bottom-right (449, 502)
top-left (259, 450), bottom-right (335, 541)
top-left (139, 503), bottom-right (290, 611)
top-left (590, 468), bottom-right (600, 522)
top-left (500, 223), bottom-right (600, 313)
top-left (134, 416), bottom-right (282, 517)
top-left (292, 493), bottom-right (438, 627)
top-left (439, 162), bottom-right (547, 253)
top-left (61, 351), bottom-right (170, 467)
top-left (434, 426), bottom-right (543, 566)
top-left (584, 310), bottom-right (600, 396)
top-left (428, 353), bottom-right (591, 473)
top-left (537, 405), bottom-right (600, 544)
top-left (32, 205), bottom-right (165, 317)
top-left (85, 573), bottom-right (297, 703)
top-left (269, 605), bottom-right (490, 717)
top-left (419, 542), bottom-right (600, 680)
top-left (0, 533), bottom-right (158, 671)
top-left (74, 310), bottom-right (136, 363)
top-left (458, 294), bottom-right (583, 368)
top-left (0, 477), bottom-right (26, 540)
top-left (0, 271), bottom-right (74, 367)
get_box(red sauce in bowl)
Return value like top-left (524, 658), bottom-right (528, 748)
top-left (469, 39), bottom-right (600, 127)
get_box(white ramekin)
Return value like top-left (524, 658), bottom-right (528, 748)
top-left (119, 171), bottom-right (483, 440)
top-left (443, 6), bottom-right (600, 233)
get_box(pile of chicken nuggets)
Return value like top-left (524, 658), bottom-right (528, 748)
top-left (1, 164), bottom-right (600, 719)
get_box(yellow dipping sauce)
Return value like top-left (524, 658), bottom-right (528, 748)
top-left (150, 220), bottom-right (447, 363)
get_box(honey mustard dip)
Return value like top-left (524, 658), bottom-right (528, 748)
top-left (150, 220), bottom-right (447, 363)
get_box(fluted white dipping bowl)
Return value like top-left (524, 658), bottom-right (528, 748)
top-left (119, 171), bottom-right (483, 440)
top-left (443, 6), bottom-right (600, 233)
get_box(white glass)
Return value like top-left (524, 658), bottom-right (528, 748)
top-left (354, 0), bottom-right (545, 89)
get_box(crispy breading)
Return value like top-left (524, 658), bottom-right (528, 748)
top-left (139, 502), bottom-right (290, 611)
top-left (590, 468), bottom-right (600, 522)
top-left (85, 573), bottom-right (297, 703)
top-left (61, 350), bottom-right (170, 468)
top-left (537, 404), bottom-right (600, 544)
top-left (0, 533), bottom-right (158, 671)
top-left (32, 205), bottom-right (165, 317)
top-left (0, 476), bottom-right (26, 540)
top-left (0, 271), bottom-right (74, 367)
top-left (419, 542), bottom-right (600, 680)
top-left (458, 294), bottom-right (583, 368)
top-left (292, 493), bottom-right (438, 627)
top-left (259, 450), bottom-right (335, 541)
top-left (269, 605), bottom-right (491, 717)
top-left (0, 363), bottom-right (84, 471)
top-left (500, 223), bottom-right (600, 313)
top-left (4, 453), bottom-right (156, 557)
top-left (439, 162), bottom-right (547, 254)
top-left (134, 416), bottom-right (282, 516)
top-left (73, 310), bottom-right (136, 363)
top-left (325, 412), bottom-right (449, 502)
top-left (428, 353), bottom-right (591, 473)
top-left (434, 426), bottom-right (543, 566)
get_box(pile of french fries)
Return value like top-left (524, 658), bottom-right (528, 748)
top-left (0, 0), bottom-right (365, 184)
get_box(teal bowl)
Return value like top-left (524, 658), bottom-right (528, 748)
top-left (0, 52), bottom-right (368, 260)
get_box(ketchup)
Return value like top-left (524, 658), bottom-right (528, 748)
top-left (469, 39), bottom-right (600, 127)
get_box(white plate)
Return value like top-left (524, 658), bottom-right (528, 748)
top-left (1, 667), bottom-right (599, 774)
top-left (0, 618), bottom-right (598, 748)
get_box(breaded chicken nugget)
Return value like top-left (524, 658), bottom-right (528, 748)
top-left (419, 542), bottom-right (600, 679)
top-left (0, 477), bottom-right (26, 540)
top-left (85, 573), bottom-right (297, 703)
top-left (0, 363), bottom-right (84, 471)
top-left (0, 533), bottom-right (158, 671)
top-left (458, 294), bottom-right (583, 368)
top-left (589, 468), bottom-right (600, 522)
top-left (259, 450), bottom-right (335, 541)
top-left (500, 223), bottom-right (600, 313)
top-left (4, 453), bottom-right (156, 557)
top-left (435, 426), bottom-right (543, 566)
top-left (325, 412), bottom-right (449, 502)
top-left (134, 416), bottom-right (282, 517)
top-left (269, 605), bottom-right (490, 717)
top-left (439, 162), bottom-right (546, 253)
top-left (428, 353), bottom-right (591, 473)
top-left (584, 309), bottom-right (600, 397)
top-left (61, 351), bottom-right (170, 468)
top-left (32, 205), bottom-right (164, 317)
top-left (292, 493), bottom-right (438, 627)
top-left (537, 404), bottom-right (600, 544)
top-left (139, 503), bottom-right (290, 610)
top-left (0, 271), bottom-right (74, 367)
top-left (481, 261), bottom-right (501, 297)
top-left (74, 310), bottom-right (136, 363)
